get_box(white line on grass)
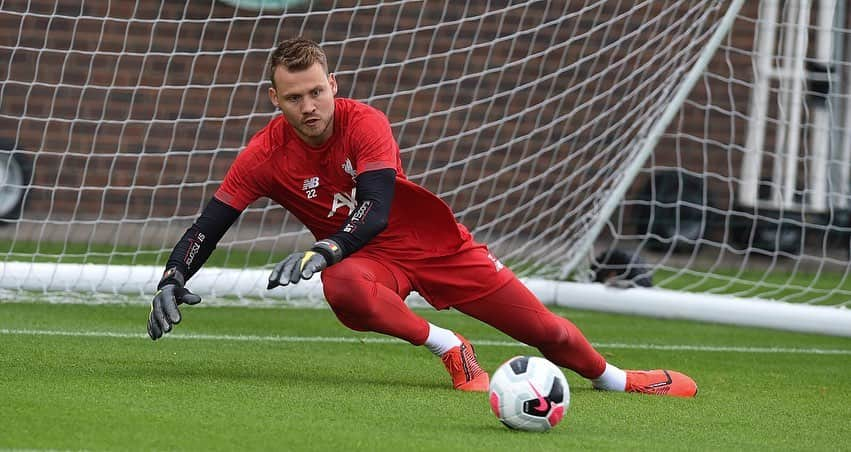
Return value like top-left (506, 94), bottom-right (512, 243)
top-left (2, 327), bottom-right (851, 355)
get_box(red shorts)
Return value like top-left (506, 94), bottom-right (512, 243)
top-left (356, 240), bottom-right (516, 310)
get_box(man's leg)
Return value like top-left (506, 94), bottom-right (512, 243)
top-left (321, 255), bottom-right (427, 343)
top-left (453, 277), bottom-right (698, 397)
top-left (453, 277), bottom-right (608, 379)
top-left (321, 256), bottom-right (489, 391)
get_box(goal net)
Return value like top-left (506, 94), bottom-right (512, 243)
top-left (1, 0), bottom-right (849, 335)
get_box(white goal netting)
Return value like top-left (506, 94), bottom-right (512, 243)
top-left (2, 0), bottom-right (850, 335)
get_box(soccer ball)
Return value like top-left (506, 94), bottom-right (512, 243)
top-left (488, 356), bottom-right (570, 432)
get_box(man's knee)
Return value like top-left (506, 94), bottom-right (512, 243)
top-left (322, 263), bottom-right (380, 318)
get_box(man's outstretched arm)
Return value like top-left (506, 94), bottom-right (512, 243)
top-left (148, 196), bottom-right (241, 340)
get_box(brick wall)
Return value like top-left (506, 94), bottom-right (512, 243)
top-left (0, 1), bottom-right (776, 239)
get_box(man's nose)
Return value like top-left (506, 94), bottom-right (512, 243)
top-left (301, 99), bottom-right (316, 114)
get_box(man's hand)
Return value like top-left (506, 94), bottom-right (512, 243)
top-left (267, 239), bottom-right (342, 289)
top-left (147, 268), bottom-right (202, 341)
top-left (267, 251), bottom-right (327, 289)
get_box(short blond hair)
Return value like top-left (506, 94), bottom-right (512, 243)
top-left (268, 38), bottom-right (328, 87)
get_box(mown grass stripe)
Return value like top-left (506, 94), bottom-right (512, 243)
top-left (2, 327), bottom-right (850, 355)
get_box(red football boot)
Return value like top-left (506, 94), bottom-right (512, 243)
top-left (625, 369), bottom-right (698, 397)
top-left (440, 334), bottom-right (490, 392)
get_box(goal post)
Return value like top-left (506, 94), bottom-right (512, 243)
top-left (561, 0), bottom-right (747, 277)
top-left (2, 1), bottom-right (851, 337)
top-left (595, 0), bottom-right (851, 336)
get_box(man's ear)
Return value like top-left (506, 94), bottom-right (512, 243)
top-left (268, 86), bottom-right (280, 108)
top-left (329, 73), bottom-right (338, 96)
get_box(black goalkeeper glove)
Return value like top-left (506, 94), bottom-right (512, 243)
top-left (147, 268), bottom-right (202, 341)
top-left (267, 239), bottom-right (343, 289)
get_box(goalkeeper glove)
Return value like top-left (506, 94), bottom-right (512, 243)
top-left (147, 268), bottom-right (202, 341)
top-left (267, 239), bottom-right (342, 289)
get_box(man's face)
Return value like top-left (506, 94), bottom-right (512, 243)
top-left (269, 62), bottom-right (338, 147)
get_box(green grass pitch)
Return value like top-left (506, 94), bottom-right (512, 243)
top-left (1, 301), bottom-right (850, 451)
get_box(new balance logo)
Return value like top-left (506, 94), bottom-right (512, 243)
top-left (302, 177), bottom-right (319, 190)
top-left (303, 177), bottom-right (319, 199)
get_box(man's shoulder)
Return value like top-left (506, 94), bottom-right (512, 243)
top-left (247, 115), bottom-right (286, 147)
top-left (336, 98), bottom-right (392, 147)
top-left (336, 98), bottom-right (388, 122)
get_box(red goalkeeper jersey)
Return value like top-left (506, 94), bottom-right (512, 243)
top-left (215, 97), bottom-right (473, 257)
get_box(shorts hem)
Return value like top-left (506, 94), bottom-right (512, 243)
top-left (424, 269), bottom-right (516, 310)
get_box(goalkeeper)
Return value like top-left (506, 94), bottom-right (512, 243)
top-left (147, 37), bottom-right (697, 397)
